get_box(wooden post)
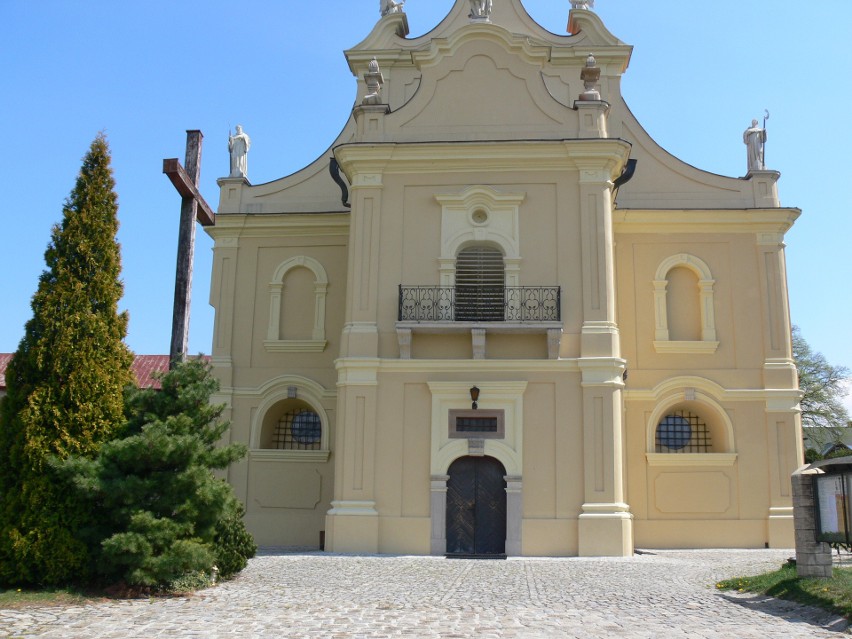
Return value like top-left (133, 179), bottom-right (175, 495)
top-left (163, 130), bottom-right (216, 368)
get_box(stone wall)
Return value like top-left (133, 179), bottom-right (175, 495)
top-left (792, 466), bottom-right (832, 579)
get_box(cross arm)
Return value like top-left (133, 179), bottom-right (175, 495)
top-left (163, 158), bottom-right (216, 226)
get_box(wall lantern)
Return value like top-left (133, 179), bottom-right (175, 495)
top-left (470, 385), bottom-right (480, 410)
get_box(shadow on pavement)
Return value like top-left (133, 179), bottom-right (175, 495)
top-left (717, 592), bottom-right (849, 634)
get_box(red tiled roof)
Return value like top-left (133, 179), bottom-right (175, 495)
top-left (131, 355), bottom-right (172, 390)
top-left (0, 354), bottom-right (209, 391)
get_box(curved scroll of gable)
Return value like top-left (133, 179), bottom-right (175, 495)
top-left (400, 34), bottom-right (571, 138)
top-left (653, 253), bottom-right (718, 353)
top-left (265, 256), bottom-right (328, 353)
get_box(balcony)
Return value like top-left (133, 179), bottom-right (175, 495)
top-left (396, 285), bottom-right (563, 359)
top-left (398, 285), bottom-right (561, 323)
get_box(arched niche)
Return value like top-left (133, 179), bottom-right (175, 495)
top-left (644, 382), bottom-right (737, 468)
top-left (653, 253), bottom-right (718, 354)
top-left (265, 256), bottom-right (329, 353)
top-left (249, 376), bottom-right (333, 462)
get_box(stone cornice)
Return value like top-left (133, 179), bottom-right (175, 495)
top-left (206, 213), bottom-right (350, 240)
top-left (645, 453), bottom-right (738, 468)
top-left (334, 139), bottom-right (632, 180)
top-left (613, 208), bottom-right (800, 234)
top-left (337, 356), bottom-right (581, 375)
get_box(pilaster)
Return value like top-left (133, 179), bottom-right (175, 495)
top-left (216, 176), bottom-right (251, 214)
top-left (325, 359), bottom-right (380, 553)
top-left (764, 392), bottom-right (804, 548)
top-left (756, 231), bottom-right (794, 367)
top-left (577, 357), bottom-right (632, 556)
top-left (430, 475), bottom-right (449, 555)
top-left (752, 227), bottom-right (798, 547)
top-left (353, 104), bottom-right (390, 142)
top-left (577, 166), bottom-right (620, 357)
top-left (746, 169), bottom-right (781, 208)
top-left (207, 234), bottom-right (240, 361)
top-left (574, 100), bottom-right (610, 139)
top-left (505, 475), bottom-right (523, 556)
top-left (341, 170), bottom-right (385, 358)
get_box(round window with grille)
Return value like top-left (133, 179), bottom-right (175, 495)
top-left (655, 411), bottom-right (712, 453)
top-left (273, 408), bottom-right (322, 450)
top-left (657, 415), bottom-right (691, 450)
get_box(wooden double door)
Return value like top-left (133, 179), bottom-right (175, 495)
top-left (446, 456), bottom-right (507, 557)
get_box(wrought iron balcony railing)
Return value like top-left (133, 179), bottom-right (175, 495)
top-left (398, 286), bottom-right (561, 323)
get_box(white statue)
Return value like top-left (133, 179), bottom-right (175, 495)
top-left (571, 0), bottom-right (595, 9)
top-left (381, 0), bottom-right (404, 16)
top-left (743, 119), bottom-right (767, 172)
top-left (228, 124), bottom-right (251, 178)
top-left (469, 0), bottom-right (493, 19)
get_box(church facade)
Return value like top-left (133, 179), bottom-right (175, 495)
top-left (207, 1), bottom-right (802, 557)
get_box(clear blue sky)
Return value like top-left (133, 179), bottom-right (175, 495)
top-left (2, 1), bottom-right (851, 385)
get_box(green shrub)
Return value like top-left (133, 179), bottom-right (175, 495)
top-left (166, 570), bottom-right (214, 594)
top-left (213, 499), bottom-right (257, 579)
top-left (58, 360), bottom-right (251, 589)
top-left (804, 448), bottom-right (822, 464)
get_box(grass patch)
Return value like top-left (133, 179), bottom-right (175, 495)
top-left (0, 588), bottom-right (95, 610)
top-left (716, 560), bottom-right (852, 620)
top-left (0, 571), bottom-right (217, 609)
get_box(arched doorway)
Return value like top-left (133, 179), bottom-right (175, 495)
top-left (446, 456), bottom-right (507, 557)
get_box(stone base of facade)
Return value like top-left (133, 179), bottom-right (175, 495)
top-left (768, 507), bottom-right (795, 548)
top-left (578, 505), bottom-right (634, 557)
top-left (325, 501), bottom-right (379, 553)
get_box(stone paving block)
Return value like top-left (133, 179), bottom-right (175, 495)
top-left (0, 550), bottom-right (847, 638)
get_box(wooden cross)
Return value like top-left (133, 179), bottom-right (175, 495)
top-left (163, 130), bottom-right (216, 368)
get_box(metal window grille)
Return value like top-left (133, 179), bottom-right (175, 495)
top-left (655, 410), bottom-right (712, 453)
top-left (455, 246), bottom-right (505, 321)
top-left (273, 409), bottom-right (322, 450)
top-left (456, 416), bottom-right (499, 433)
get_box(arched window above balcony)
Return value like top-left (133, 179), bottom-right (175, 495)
top-left (455, 245), bottom-right (505, 321)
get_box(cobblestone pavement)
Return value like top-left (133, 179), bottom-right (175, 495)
top-left (1, 549), bottom-right (848, 638)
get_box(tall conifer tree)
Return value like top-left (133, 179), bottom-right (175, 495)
top-left (0, 134), bottom-right (134, 585)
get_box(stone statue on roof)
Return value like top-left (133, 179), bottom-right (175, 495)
top-left (362, 58), bottom-right (385, 105)
top-left (571, 0), bottom-right (595, 9)
top-left (228, 125), bottom-right (251, 178)
top-left (469, 0), bottom-right (493, 20)
top-left (743, 119), bottom-right (767, 172)
top-left (579, 54), bottom-right (601, 101)
top-left (381, 0), bottom-right (404, 16)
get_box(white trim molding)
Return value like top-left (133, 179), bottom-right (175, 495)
top-left (435, 186), bottom-right (526, 287)
top-left (427, 381), bottom-right (527, 477)
top-left (249, 449), bottom-right (330, 463)
top-left (646, 453), bottom-right (737, 468)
